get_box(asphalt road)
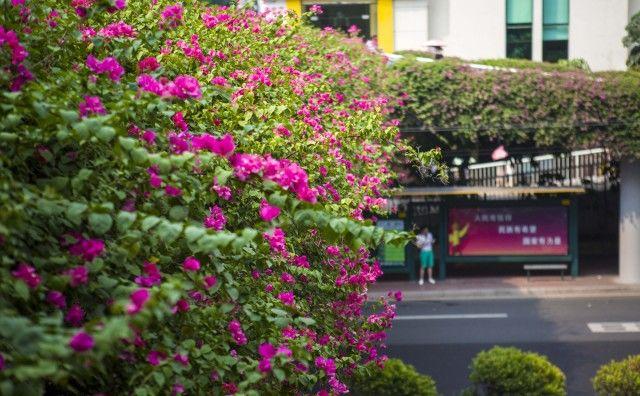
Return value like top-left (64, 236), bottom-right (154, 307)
top-left (386, 297), bottom-right (640, 396)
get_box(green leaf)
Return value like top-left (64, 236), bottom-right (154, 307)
top-left (273, 317), bottom-right (291, 328)
top-left (66, 203), bottom-right (88, 226)
top-left (152, 372), bottom-right (165, 387)
top-left (169, 206), bottom-right (189, 221)
top-left (184, 226), bottom-right (205, 243)
top-left (227, 287), bottom-right (239, 301)
top-left (296, 317), bottom-right (316, 326)
top-left (155, 221), bottom-right (183, 243)
top-left (89, 213), bottom-right (113, 235)
top-left (118, 136), bottom-right (137, 151)
top-left (116, 211), bottom-right (137, 232)
top-left (273, 368), bottom-right (286, 382)
top-left (270, 308), bottom-right (288, 317)
top-left (60, 110), bottom-right (79, 123)
top-left (141, 216), bottom-right (161, 231)
top-left (71, 169), bottom-right (93, 191)
top-left (96, 126), bottom-right (116, 142)
top-left (14, 281), bottom-right (29, 301)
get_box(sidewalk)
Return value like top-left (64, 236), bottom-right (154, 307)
top-left (368, 275), bottom-right (640, 301)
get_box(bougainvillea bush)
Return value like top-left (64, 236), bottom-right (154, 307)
top-left (0, 1), bottom-right (436, 394)
top-left (393, 58), bottom-right (640, 155)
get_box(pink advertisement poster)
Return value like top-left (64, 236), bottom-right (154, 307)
top-left (448, 206), bottom-right (569, 256)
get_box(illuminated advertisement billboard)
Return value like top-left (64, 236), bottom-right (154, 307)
top-left (448, 206), bottom-right (569, 256)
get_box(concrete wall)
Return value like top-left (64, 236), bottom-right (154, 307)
top-left (394, 0), bottom-right (429, 50)
top-left (569, 0), bottom-right (628, 71)
top-left (428, 0), bottom-right (449, 42)
top-left (431, 0), bottom-right (505, 60)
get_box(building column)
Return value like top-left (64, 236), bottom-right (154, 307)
top-left (619, 159), bottom-right (640, 284)
top-left (377, 0), bottom-right (394, 53)
top-left (532, 0), bottom-right (543, 61)
top-left (285, 0), bottom-right (301, 15)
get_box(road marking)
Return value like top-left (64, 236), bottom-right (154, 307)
top-left (587, 322), bottom-right (640, 333)
top-left (394, 313), bottom-right (508, 320)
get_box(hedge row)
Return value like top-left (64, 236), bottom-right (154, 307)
top-left (392, 58), bottom-right (640, 156)
top-left (0, 1), bottom-right (442, 394)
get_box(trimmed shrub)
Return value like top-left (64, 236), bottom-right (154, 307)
top-left (348, 358), bottom-right (438, 396)
top-left (392, 57), bottom-right (640, 156)
top-left (468, 346), bottom-right (566, 396)
top-left (0, 1), bottom-right (439, 394)
top-left (593, 355), bottom-right (640, 395)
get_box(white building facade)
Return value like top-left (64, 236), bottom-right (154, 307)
top-left (265, 0), bottom-right (640, 70)
top-left (394, 0), bottom-right (640, 71)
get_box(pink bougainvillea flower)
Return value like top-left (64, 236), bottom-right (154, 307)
top-left (258, 358), bottom-right (271, 372)
top-left (259, 199), bottom-right (280, 222)
top-left (274, 124), bottom-right (291, 137)
top-left (98, 21), bottom-right (136, 38)
top-left (135, 262), bottom-right (162, 287)
top-left (278, 291), bottom-right (295, 306)
top-left (69, 331), bottom-right (94, 352)
top-left (259, 343), bottom-right (277, 359)
top-left (174, 298), bottom-right (190, 313)
top-left (138, 56), bottom-right (159, 72)
top-left (315, 356), bottom-right (336, 375)
top-left (126, 288), bottom-right (150, 314)
top-left (172, 111), bottom-right (188, 132)
top-left (137, 74), bottom-right (164, 95)
top-left (394, 291), bottom-right (403, 302)
top-left (182, 256), bottom-right (200, 272)
top-left (86, 55), bottom-right (125, 82)
top-left (114, 0), bottom-right (126, 9)
top-left (309, 4), bottom-right (323, 14)
top-left (160, 3), bottom-right (184, 29)
top-left (173, 353), bottom-right (189, 366)
top-left (325, 245), bottom-right (340, 256)
top-left (167, 75), bottom-right (202, 99)
top-left (66, 266), bottom-right (89, 287)
top-left (147, 350), bottom-right (167, 366)
top-left (47, 290), bottom-right (67, 309)
top-left (0, 353), bottom-right (4, 371)
top-left (65, 304), bottom-right (86, 327)
top-left (202, 11), bottom-right (231, 28)
top-left (203, 275), bottom-right (217, 289)
top-left (263, 228), bottom-right (286, 255)
top-left (68, 237), bottom-right (104, 261)
top-left (47, 9), bottom-right (61, 28)
top-left (164, 185), bottom-right (182, 197)
top-left (192, 133), bottom-right (235, 157)
top-left (212, 183), bottom-right (232, 200)
top-left (78, 96), bottom-right (106, 117)
top-left (280, 272), bottom-right (295, 284)
top-left (203, 205), bottom-right (226, 230)
top-left (211, 76), bottom-right (228, 86)
top-left (172, 383), bottom-right (185, 395)
top-left (277, 345), bottom-right (292, 357)
top-left (141, 130), bottom-right (156, 145)
top-left (11, 263), bottom-right (40, 288)
top-left (228, 319), bottom-right (247, 345)
top-left (147, 167), bottom-right (163, 188)
top-left (292, 255), bottom-right (310, 268)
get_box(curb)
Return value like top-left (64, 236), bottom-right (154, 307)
top-left (368, 286), bottom-right (640, 301)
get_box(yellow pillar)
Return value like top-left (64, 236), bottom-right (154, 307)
top-left (377, 0), bottom-right (394, 53)
top-left (285, 0), bottom-right (302, 16)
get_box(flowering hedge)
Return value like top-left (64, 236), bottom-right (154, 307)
top-left (0, 1), bottom-right (437, 394)
top-left (393, 58), bottom-right (640, 156)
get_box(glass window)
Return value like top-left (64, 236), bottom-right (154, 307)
top-left (543, 0), bottom-right (569, 62)
top-left (506, 0), bottom-right (533, 59)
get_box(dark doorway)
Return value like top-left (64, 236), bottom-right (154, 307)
top-left (306, 4), bottom-right (372, 39)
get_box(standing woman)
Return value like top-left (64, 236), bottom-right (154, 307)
top-left (415, 226), bottom-right (436, 285)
